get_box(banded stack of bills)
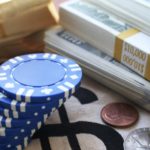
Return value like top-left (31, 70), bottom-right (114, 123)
top-left (59, 0), bottom-right (150, 81)
top-left (0, 0), bottom-right (58, 62)
top-left (86, 0), bottom-right (150, 36)
top-left (44, 26), bottom-right (150, 111)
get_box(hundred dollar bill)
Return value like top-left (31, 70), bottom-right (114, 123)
top-left (44, 26), bottom-right (150, 111)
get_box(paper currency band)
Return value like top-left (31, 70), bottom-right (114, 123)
top-left (145, 55), bottom-right (150, 80)
top-left (114, 28), bottom-right (139, 61)
top-left (114, 28), bottom-right (150, 80)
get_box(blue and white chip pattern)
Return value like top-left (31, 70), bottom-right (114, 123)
top-left (0, 53), bottom-right (82, 103)
top-left (0, 53), bottom-right (82, 149)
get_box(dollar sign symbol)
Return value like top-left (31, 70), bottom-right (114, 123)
top-left (33, 87), bottom-right (124, 150)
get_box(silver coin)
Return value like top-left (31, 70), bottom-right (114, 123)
top-left (124, 128), bottom-right (150, 150)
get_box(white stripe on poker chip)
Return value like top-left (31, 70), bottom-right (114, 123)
top-left (13, 111), bottom-right (19, 118)
top-left (64, 82), bottom-right (74, 88)
top-left (52, 107), bottom-right (56, 112)
top-left (16, 88), bottom-right (25, 101)
top-left (0, 73), bottom-right (6, 76)
top-left (51, 54), bottom-right (57, 59)
top-left (15, 56), bottom-right (23, 61)
top-left (71, 68), bottom-right (81, 72)
top-left (31, 129), bottom-right (36, 137)
top-left (0, 128), bottom-right (5, 136)
top-left (59, 99), bottom-right (63, 107)
top-left (20, 102), bottom-right (26, 112)
top-left (24, 137), bottom-right (28, 147)
top-left (0, 116), bottom-right (2, 127)
top-left (64, 75), bottom-right (68, 79)
top-left (25, 89), bottom-right (34, 102)
top-left (6, 118), bottom-right (12, 128)
top-left (28, 54), bottom-right (37, 59)
top-left (57, 85), bottom-right (69, 98)
top-left (60, 59), bottom-right (68, 63)
top-left (64, 82), bottom-right (75, 93)
top-left (0, 77), bottom-right (7, 81)
top-left (4, 109), bottom-right (9, 117)
top-left (10, 74), bottom-right (13, 79)
top-left (69, 64), bottom-right (79, 68)
top-left (44, 114), bottom-right (48, 122)
top-left (17, 145), bottom-right (22, 150)
top-left (43, 53), bottom-right (50, 58)
top-left (11, 100), bottom-right (17, 111)
top-left (9, 59), bottom-right (17, 64)
top-left (1, 65), bottom-right (10, 71)
top-left (41, 88), bottom-right (53, 95)
top-left (70, 75), bottom-right (79, 80)
top-left (37, 122), bottom-right (42, 129)
top-left (5, 83), bottom-right (15, 88)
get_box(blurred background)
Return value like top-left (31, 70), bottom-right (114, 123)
top-left (0, 0), bottom-right (64, 63)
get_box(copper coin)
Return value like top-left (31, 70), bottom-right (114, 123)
top-left (101, 103), bottom-right (139, 127)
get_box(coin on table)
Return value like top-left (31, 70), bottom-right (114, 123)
top-left (101, 103), bottom-right (139, 127)
top-left (124, 128), bottom-right (150, 150)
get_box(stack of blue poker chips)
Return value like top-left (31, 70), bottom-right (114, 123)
top-left (0, 53), bottom-right (82, 150)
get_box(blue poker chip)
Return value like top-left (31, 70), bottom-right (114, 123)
top-left (0, 53), bottom-right (82, 103)
top-left (0, 130), bottom-right (30, 147)
top-left (0, 113), bottom-right (47, 128)
top-left (0, 134), bottom-right (16, 144)
top-left (0, 106), bottom-right (45, 119)
top-left (0, 122), bottom-right (37, 150)
top-left (0, 118), bottom-right (42, 150)
top-left (0, 93), bottom-right (66, 113)
top-left (0, 117), bottom-right (44, 138)
top-left (3, 133), bottom-right (31, 150)
top-left (0, 127), bottom-right (25, 138)
top-left (0, 96), bottom-right (65, 119)
top-left (5, 137), bottom-right (30, 150)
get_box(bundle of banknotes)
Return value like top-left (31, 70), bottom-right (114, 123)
top-left (59, 0), bottom-right (150, 81)
top-left (86, 0), bottom-right (150, 36)
top-left (44, 25), bottom-right (150, 111)
top-left (0, 0), bottom-right (57, 62)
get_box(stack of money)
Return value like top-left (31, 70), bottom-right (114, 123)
top-left (44, 25), bottom-right (150, 111)
top-left (86, 0), bottom-right (150, 36)
top-left (0, 0), bottom-right (58, 62)
top-left (59, 0), bottom-right (150, 81)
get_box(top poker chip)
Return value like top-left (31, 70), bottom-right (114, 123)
top-left (0, 53), bottom-right (82, 103)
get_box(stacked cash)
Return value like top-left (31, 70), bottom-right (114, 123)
top-left (85, 0), bottom-right (150, 36)
top-left (44, 26), bottom-right (150, 111)
top-left (0, 0), bottom-right (57, 62)
top-left (59, 0), bottom-right (150, 81)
